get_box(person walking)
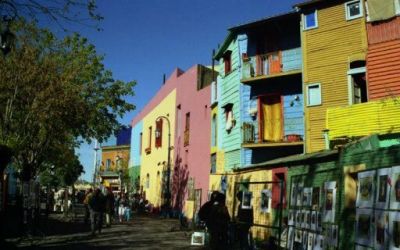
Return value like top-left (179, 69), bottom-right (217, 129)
top-left (118, 193), bottom-right (126, 223)
top-left (235, 191), bottom-right (254, 250)
top-left (105, 187), bottom-right (115, 227)
top-left (207, 192), bottom-right (230, 250)
top-left (83, 188), bottom-right (93, 225)
top-left (88, 188), bottom-right (105, 236)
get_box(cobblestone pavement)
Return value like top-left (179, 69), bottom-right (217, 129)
top-left (2, 213), bottom-right (206, 250)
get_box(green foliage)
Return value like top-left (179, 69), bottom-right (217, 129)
top-left (0, 21), bottom-right (135, 180)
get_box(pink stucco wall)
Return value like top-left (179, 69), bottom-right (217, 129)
top-left (172, 65), bottom-right (211, 210)
top-left (130, 68), bottom-right (184, 127)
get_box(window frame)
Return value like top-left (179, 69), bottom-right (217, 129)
top-left (155, 119), bottom-right (163, 148)
top-left (345, 0), bottom-right (363, 21)
top-left (347, 67), bottom-right (367, 105)
top-left (306, 83), bottom-right (322, 107)
top-left (303, 10), bottom-right (318, 30)
top-left (223, 50), bottom-right (232, 75)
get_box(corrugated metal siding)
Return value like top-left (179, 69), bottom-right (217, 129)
top-left (225, 149), bottom-right (241, 171)
top-left (326, 98), bottom-right (400, 139)
top-left (242, 148), bottom-right (253, 166)
top-left (367, 16), bottom-right (400, 45)
top-left (367, 39), bottom-right (400, 99)
top-left (282, 47), bottom-right (302, 72)
top-left (302, 3), bottom-right (368, 153)
top-left (283, 94), bottom-right (304, 137)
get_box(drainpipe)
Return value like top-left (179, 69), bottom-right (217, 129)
top-left (323, 129), bottom-right (330, 150)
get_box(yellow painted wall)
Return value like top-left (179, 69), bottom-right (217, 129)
top-left (327, 98), bottom-right (400, 139)
top-left (302, 1), bottom-right (368, 152)
top-left (140, 90), bottom-right (176, 208)
top-left (100, 146), bottom-right (130, 172)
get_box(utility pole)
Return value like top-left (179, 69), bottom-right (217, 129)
top-left (92, 139), bottom-right (99, 186)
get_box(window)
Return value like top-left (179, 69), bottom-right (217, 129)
top-left (223, 50), bottom-right (232, 75)
top-left (155, 119), bottom-right (163, 148)
top-left (184, 112), bottom-right (190, 146)
top-left (345, 0), bottom-right (363, 20)
top-left (307, 84), bottom-right (322, 106)
top-left (145, 173), bottom-right (150, 189)
top-left (176, 105), bottom-right (181, 136)
top-left (106, 159), bottom-right (111, 170)
top-left (303, 10), bottom-right (318, 30)
top-left (348, 66), bottom-right (367, 104)
top-left (145, 126), bottom-right (152, 154)
top-left (139, 132), bottom-right (143, 155)
top-left (210, 153), bottom-right (216, 174)
top-left (223, 103), bottom-right (235, 132)
top-left (211, 114), bottom-right (217, 147)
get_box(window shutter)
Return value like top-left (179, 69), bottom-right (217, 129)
top-left (155, 119), bottom-right (163, 148)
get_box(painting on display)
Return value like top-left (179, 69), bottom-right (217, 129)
top-left (295, 229), bottom-right (303, 243)
top-left (356, 208), bottom-right (373, 247)
top-left (389, 211), bottom-right (400, 250)
top-left (312, 187), bottom-right (320, 210)
top-left (330, 225), bottom-right (338, 247)
top-left (390, 166), bottom-right (400, 210)
top-left (376, 168), bottom-right (391, 209)
top-left (303, 187), bottom-right (312, 207)
top-left (288, 226), bottom-right (294, 250)
top-left (323, 181), bottom-right (336, 223)
top-left (260, 189), bottom-right (271, 213)
top-left (313, 234), bottom-right (324, 250)
top-left (305, 210), bottom-right (311, 229)
top-left (307, 233), bottom-right (314, 250)
top-left (357, 171), bottom-right (375, 208)
top-left (317, 211), bottom-right (322, 232)
top-left (291, 182), bottom-right (303, 207)
top-left (241, 191), bottom-right (252, 209)
top-left (302, 231), bottom-right (308, 250)
top-left (375, 210), bottom-right (388, 250)
top-left (288, 210), bottom-right (294, 226)
top-left (311, 211), bottom-right (317, 231)
top-left (301, 209), bottom-right (308, 229)
top-left (296, 210), bottom-right (302, 228)
top-left (296, 182), bottom-right (304, 207)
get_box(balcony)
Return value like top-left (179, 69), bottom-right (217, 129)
top-left (241, 122), bottom-right (304, 148)
top-left (241, 48), bottom-right (302, 84)
top-left (326, 98), bottom-right (400, 140)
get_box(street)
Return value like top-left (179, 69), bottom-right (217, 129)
top-left (2, 213), bottom-right (205, 250)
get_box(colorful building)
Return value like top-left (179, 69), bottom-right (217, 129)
top-left (296, 0), bottom-right (368, 152)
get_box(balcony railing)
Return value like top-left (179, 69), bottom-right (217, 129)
top-left (242, 121), bottom-right (303, 147)
top-left (241, 48), bottom-right (302, 82)
top-left (327, 98), bottom-right (400, 140)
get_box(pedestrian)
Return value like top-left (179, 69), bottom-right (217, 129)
top-left (88, 188), bottom-right (105, 236)
top-left (207, 192), bottom-right (230, 250)
top-left (235, 190), bottom-right (254, 250)
top-left (83, 188), bottom-right (93, 225)
top-left (118, 193), bottom-right (126, 222)
top-left (198, 191), bottom-right (219, 227)
top-left (105, 187), bottom-right (115, 227)
top-left (124, 201), bottom-right (131, 222)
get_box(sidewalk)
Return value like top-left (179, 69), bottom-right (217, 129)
top-left (2, 213), bottom-right (207, 250)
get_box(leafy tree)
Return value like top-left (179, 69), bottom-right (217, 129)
top-left (0, 21), bottom-right (135, 181)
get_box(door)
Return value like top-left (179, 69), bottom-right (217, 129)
top-left (269, 51), bottom-right (281, 74)
top-left (259, 95), bottom-right (283, 142)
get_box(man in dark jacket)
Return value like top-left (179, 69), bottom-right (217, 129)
top-left (89, 188), bottom-right (105, 235)
top-left (105, 187), bottom-right (115, 227)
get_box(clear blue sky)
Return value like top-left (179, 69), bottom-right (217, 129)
top-left (71, 0), bottom-right (300, 181)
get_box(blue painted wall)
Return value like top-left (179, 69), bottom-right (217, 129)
top-left (117, 126), bottom-right (132, 146)
top-left (130, 121), bottom-right (143, 168)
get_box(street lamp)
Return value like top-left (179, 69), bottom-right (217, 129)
top-left (155, 116), bottom-right (172, 210)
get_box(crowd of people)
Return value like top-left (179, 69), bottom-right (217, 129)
top-left (82, 187), bottom-right (150, 236)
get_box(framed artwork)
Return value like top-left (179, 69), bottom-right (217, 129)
top-left (288, 209), bottom-right (294, 226)
top-left (317, 211), bottom-right (322, 232)
top-left (313, 234), bottom-right (324, 250)
top-left (357, 170), bottom-right (375, 208)
top-left (307, 233), bottom-right (314, 250)
top-left (302, 231), bottom-right (308, 250)
top-left (303, 187), bottom-right (312, 207)
top-left (356, 208), bottom-right (373, 247)
top-left (331, 225), bottom-right (338, 247)
top-left (296, 183), bottom-right (304, 207)
top-left (191, 231), bottom-right (205, 246)
top-left (296, 210), bottom-right (302, 227)
top-left (301, 209), bottom-right (308, 229)
top-left (312, 187), bottom-right (320, 209)
top-left (389, 211), bottom-right (400, 250)
top-left (390, 166), bottom-right (400, 210)
top-left (323, 181), bottom-right (336, 223)
top-left (241, 191), bottom-right (252, 209)
top-left (376, 168), bottom-right (391, 209)
top-left (375, 210), bottom-right (388, 250)
top-left (295, 229), bottom-right (303, 243)
top-left (288, 226), bottom-right (294, 250)
top-left (260, 189), bottom-right (271, 213)
top-left (305, 210), bottom-right (311, 229)
top-left (311, 211), bottom-right (317, 231)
